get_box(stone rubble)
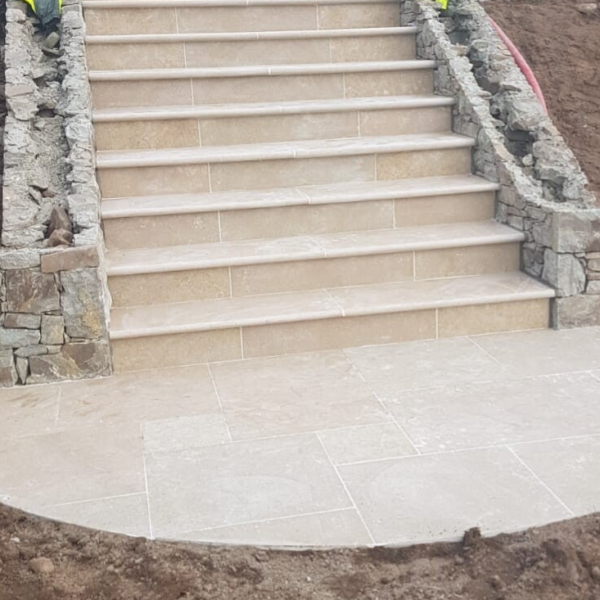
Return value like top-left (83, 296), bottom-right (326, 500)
top-left (402, 0), bottom-right (600, 328)
top-left (0, 0), bottom-right (111, 387)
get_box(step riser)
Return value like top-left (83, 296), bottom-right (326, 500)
top-left (87, 35), bottom-right (416, 71)
top-left (98, 147), bottom-right (473, 198)
top-left (95, 106), bottom-right (451, 151)
top-left (103, 192), bottom-right (496, 250)
top-left (111, 298), bottom-right (550, 372)
top-left (108, 242), bottom-right (520, 307)
top-left (90, 70), bottom-right (434, 109)
top-left (84, 3), bottom-right (401, 36)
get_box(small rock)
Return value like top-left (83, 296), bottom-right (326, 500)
top-left (29, 557), bottom-right (55, 574)
top-left (49, 207), bottom-right (73, 234)
top-left (47, 229), bottom-right (73, 247)
top-left (591, 566), bottom-right (600, 582)
top-left (43, 32), bottom-right (61, 50)
top-left (577, 3), bottom-right (598, 15)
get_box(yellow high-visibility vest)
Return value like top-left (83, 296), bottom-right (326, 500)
top-left (20, 0), bottom-right (62, 24)
top-left (437, 0), bottom-right (449, 8)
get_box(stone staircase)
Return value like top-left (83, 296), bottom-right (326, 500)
top-left (83, 0), bottom-right (554, 373)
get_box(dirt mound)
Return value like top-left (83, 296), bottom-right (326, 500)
top-left (2, 502), bottom-right (600, 599)
top-left (485, 0), bottom-right (600, 195)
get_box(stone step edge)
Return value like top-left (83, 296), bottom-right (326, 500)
top-left (86, 26), bottom-right (416, 44)
top-left (96, 133), bottom-right (474, 169)
top-left (84, 0), bottom-right (402, 9)
top-left (106, 222), bottom-right (523, 276)
top-left (109, 273), bottom-right (555, 340)
top-left (93, 95), bottom-right (454, 123)
top-left (88, 60), bottom-right (435, 81)
top-left (101, 175), bottom-right (499, 218)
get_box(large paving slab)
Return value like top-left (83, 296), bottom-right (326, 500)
top-left (2, 328), bottom-right (600, 547)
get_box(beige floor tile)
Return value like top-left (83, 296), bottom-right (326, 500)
top-left (474, 326), bottom-right (600, 376)
top-left (179, 509), bottom-right (372, 546)
top-left (211, 351), bottom-right (391, 440)
top-left (377, 148), bottom-right (472, 180)
top-left (230, 253), bottom-right (412, 297)
top-left (192, 73), bottom-right (344, 106)
top-left (318, 423), bottom-right (416, 465)
top-left (104, 212), bottom-right (220, 250)
top-left (91, 79), bottom-right (193, 110)
top-left (359, 106), bottom-right (450, 136)
top-left (84, 7), bottom-right (177, 36)
top-left (200, 111), bottom-right (358, 147)
top-left (99, 164), bottom-right (210, 199)
top-left (86, 42), bottom-right (185, 71)
top-left (385, 373), bottom-right (600, 453)
top-left (317, 4), bottom-right (400, 29)
top-left (394, 192), bottom-right (496, 227)
top-left (40, 493), bottom-right (151, 538)
top-left (344, 70), bottom-right (433, 98)
top-left (438, 299), bottom-right (549, 338)
top-left (330, 35), bottom-right (414, 62)
top-left (95, 119), bottom-right (199, 152)
top-left (242, 310), bottom-right (436, 359)
top-left (146, 433), bottom-right (351, 536)
top-left (338, 448), bottom-right (571, 544)
top-left (512, 436), bottom-right (600, 516)
top-left (112, 329), bottom-right (243, 373)
top-left (185, 39), bottom-right (330, 68)
top-left (345, 337), bottom-right (508, 398)
top-left (176, 6), bottom-right (318, 34)
top-left (0, 384), bottom-right (60, 439)
top-left (109, 267), bottom-right (230, 307)
top-left (57, 365), bottom-right (220, 431)
top-left (415, 243), bottom-right (520, 279)
top-left (143, 414), bottom-right (230, 454)
top-left (220, 200), bottom-right (393, 242)
top-left (0, 424), bottom-right (145, 510)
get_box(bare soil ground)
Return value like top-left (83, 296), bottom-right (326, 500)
top-left (484, 0), bottom-right (600, 194)
top-left (3, 502), bottom-right (600, 599)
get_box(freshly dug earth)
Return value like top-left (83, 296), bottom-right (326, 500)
top-left (3, 503), bottom-right (600, 599)
top-left (485, 0), bottom-right (600, 194)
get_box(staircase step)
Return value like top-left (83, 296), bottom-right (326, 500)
top-left (93, 95), bottom-right (454, 151)
top-left (83, 0), bottom-right (402, 36)
top-left (106, 221), bottom-right (523, 307)
top-left (96, 133), bottom-right (474, 198)
top-left (89, 60), bottom-right (435, 109)
top-left (101, 175), bottom-right (498, 249)
top-left (86, 27), bottom-right (417, 70)
top-left (109, 272), bottom-right (554, 372)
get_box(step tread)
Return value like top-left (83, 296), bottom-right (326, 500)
top-left (109, 272), bottom-right (554, 339)
top-left (96, 132), bottom-right (474, 169)
top-left (89, 60), bottom-right (435, 81)
top-left (93, 94), bottom-right (453, 123)
top-left (106, 221), bottom-right (523, 275)
top-left (102, 175), bottom-right (498, 216)
top-left (84, 0), bottom-right (402, 8)
top-left (86, 26), bottom-right (416, 44)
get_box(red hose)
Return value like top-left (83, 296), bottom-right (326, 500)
top-left (488, 16), bottom-right (548, 114)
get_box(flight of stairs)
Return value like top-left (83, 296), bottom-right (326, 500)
top-left (83, 0), bottom-right (554, 373)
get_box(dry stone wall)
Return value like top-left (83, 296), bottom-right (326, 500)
top-left (0, 0), bottom-right (111, 386)
top-left (401, 0), bottom-right (600, 328)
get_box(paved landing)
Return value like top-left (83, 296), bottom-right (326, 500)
top-left (3, 327), bottom-right (600, 547)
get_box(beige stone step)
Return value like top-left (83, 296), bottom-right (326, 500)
top-left (86, 27), bottom-right (417, 71)
top-left (82, 0), bottom-right (402, 36)
top-left (102, 175), bottom-right (498, 249)
top-left (109, 271), bottom-right (554, 372)
top-left (93, 95), bottom-right (453, 151)
top-left (89, 60), bottom-right (435, 109)
top-left (106, 221), bottom-right (523, 307)
top-left (96, 133), bottom-right (474, 198)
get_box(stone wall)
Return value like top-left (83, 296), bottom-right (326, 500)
top-left (401, 0), bottom-right (600, 328)
top-left (0, 0), bottom-right (111, 386)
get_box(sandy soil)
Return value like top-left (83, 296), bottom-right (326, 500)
top-left (2, 502), bottom-right (600, 600)
top-left (484, 0), bottom-right (600, 195)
